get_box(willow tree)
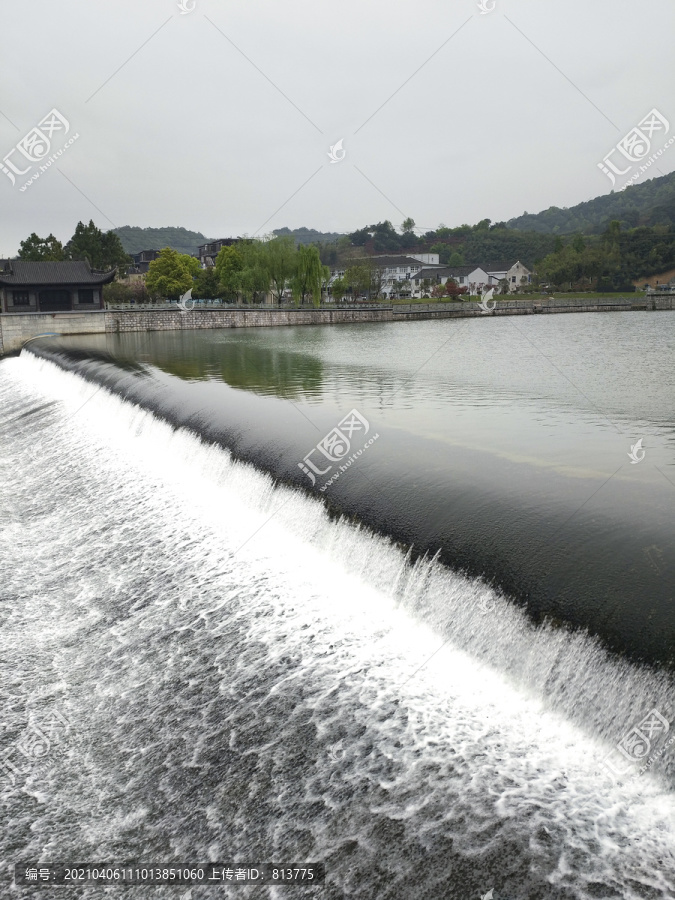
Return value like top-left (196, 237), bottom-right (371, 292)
top-left (291, 245), bottom-right (329, 307)
top-left (263, 235), bottom-right (297, 305)
top-left (215, 245), bottom-right (244, 301)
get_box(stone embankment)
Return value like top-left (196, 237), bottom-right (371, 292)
top-left (1, 295), bottom-right (672, 355)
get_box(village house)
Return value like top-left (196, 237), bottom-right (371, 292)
top-left (485, 260), bottom-right (532, 292)
top-left (198, 239), bottom-right (238, 268)
top-left (330, 254), bottom-right (443, 299)
top-left (0, 260), bottom-right (115, 313)
top-left (128, 249), bottom-right (161, 274)
top-left (411, 265), bottom-right (490, 298)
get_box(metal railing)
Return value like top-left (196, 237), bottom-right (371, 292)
top-left (105, 301), bottom-right (391, 311)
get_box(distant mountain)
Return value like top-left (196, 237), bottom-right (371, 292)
top-left (508, 171), bottom-right (675, 235)
top-left (114, 226), bottom-right (212, 256)
top-left (272, 226), bottom-right (345, 245)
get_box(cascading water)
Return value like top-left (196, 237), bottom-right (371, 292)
top-left (1, 347), bottom-right (674, 899)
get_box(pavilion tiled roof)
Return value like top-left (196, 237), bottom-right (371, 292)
top-left (0, 260), bottom-right (116, 285)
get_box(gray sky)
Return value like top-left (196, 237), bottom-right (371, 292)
top-left (1, 0), bottom-right (674, 254)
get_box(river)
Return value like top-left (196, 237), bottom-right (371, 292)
top-left (1, 312), bottom-right (674, 898)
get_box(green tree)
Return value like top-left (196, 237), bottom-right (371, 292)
top-left (103, 282), bottom-right (134, 305)
top-left (193, 267), bottom-right (221, 299)
top-left (263, 235), bottom-right (297, 304)
top-left (18, 232), bottom-right (64, 261)
top-left (401, 217), bottom-right (416, 234)
top-left (345, 263), bottom-right (372, 299)
top-left (291, 245), bottom-right (328, 306)
top-left (146, 247), bottom-right (195, 300)
top-left (215, 245), bottom-right (245, 301)
top-left (65, 220), bottom-right (130, 270)
top-left (331, 276), bottom-right (347, 302)
top-left (606, 219), bottom-right (622, 247)
top-left (237, 240), bottom-right (271, 304)
top-left (448, 250), bottom-right (464, 266)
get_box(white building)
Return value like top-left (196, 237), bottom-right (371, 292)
top-left (411, 265), bottom-right (490, 298)
top-left (486, 260), bottom-right (532, 292)
top-left (330, 254), bottom-right (443, 299)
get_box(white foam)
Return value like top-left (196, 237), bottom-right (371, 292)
top-left (1, 349), bottom-right (674, 897)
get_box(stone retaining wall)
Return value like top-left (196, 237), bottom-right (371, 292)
top-left (392, 296), bottom-right (675, 319)
top-left (104, 306), bottom-right (393, 334)
top-left (1, 297), bottom-right (673, 356)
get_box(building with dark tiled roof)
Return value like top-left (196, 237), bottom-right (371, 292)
top-left (411, 265), bottom-right (490, 297)
top-left (0, 260), bottom-right (116, 312)
top-left (484, 260), bottom-right (533, 291)
top-left (330, 253), bottom-right (443, 299)
top-left (129, 249), bottom-right (161, 274)
top-left (198, 239), bottom-right (238, 267)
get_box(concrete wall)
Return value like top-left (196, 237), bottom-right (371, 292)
top-left (0, 310), bottom-right (107, 355)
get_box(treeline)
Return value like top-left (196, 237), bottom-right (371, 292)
top-left (114, 225), bottom-right (210, 256)
top-left (106, 237), bottom-right (330, 305)
top-left (334, 218), bottom-right (556, 268)
top-left (337, 217), bottom-right (675, 287)
top-left (17, 221), bottom-right (130, 270)
top-left (536, 221), bottom-right (675, 289)
top-left (272, 226), bottom-right (346, 245)
top-left (508, 171), bottom-right (675, 235)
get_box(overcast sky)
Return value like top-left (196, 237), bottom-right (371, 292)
top-left (1, 0), bottom-right (674, 254)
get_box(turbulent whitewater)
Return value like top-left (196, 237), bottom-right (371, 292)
top-left (1, 346), bottom-right (674, 899)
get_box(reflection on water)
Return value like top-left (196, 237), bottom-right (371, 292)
top-left (98, 329), bottom-right (325, 399)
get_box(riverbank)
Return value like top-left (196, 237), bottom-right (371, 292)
top-left (1, 294), bottom-right (673, 355)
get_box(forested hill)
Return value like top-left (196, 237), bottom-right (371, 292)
top-left (113, 225), bottom-right (346, 254)
top-left (272, 226), bottom-right (346, 244)
top-left (508, 171), bottom-right (675, 235)
top-left (114, 226), bottom-right (211, 255)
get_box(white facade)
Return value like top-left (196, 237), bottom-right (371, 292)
top-left (411, 266), bottom-right (490, 298)
top-left (487, 260), bottom-right (532, 292)
top-left (330, 255), bottom-right (444, 299)
top-left (409, 254), bottom-right (440, 265)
